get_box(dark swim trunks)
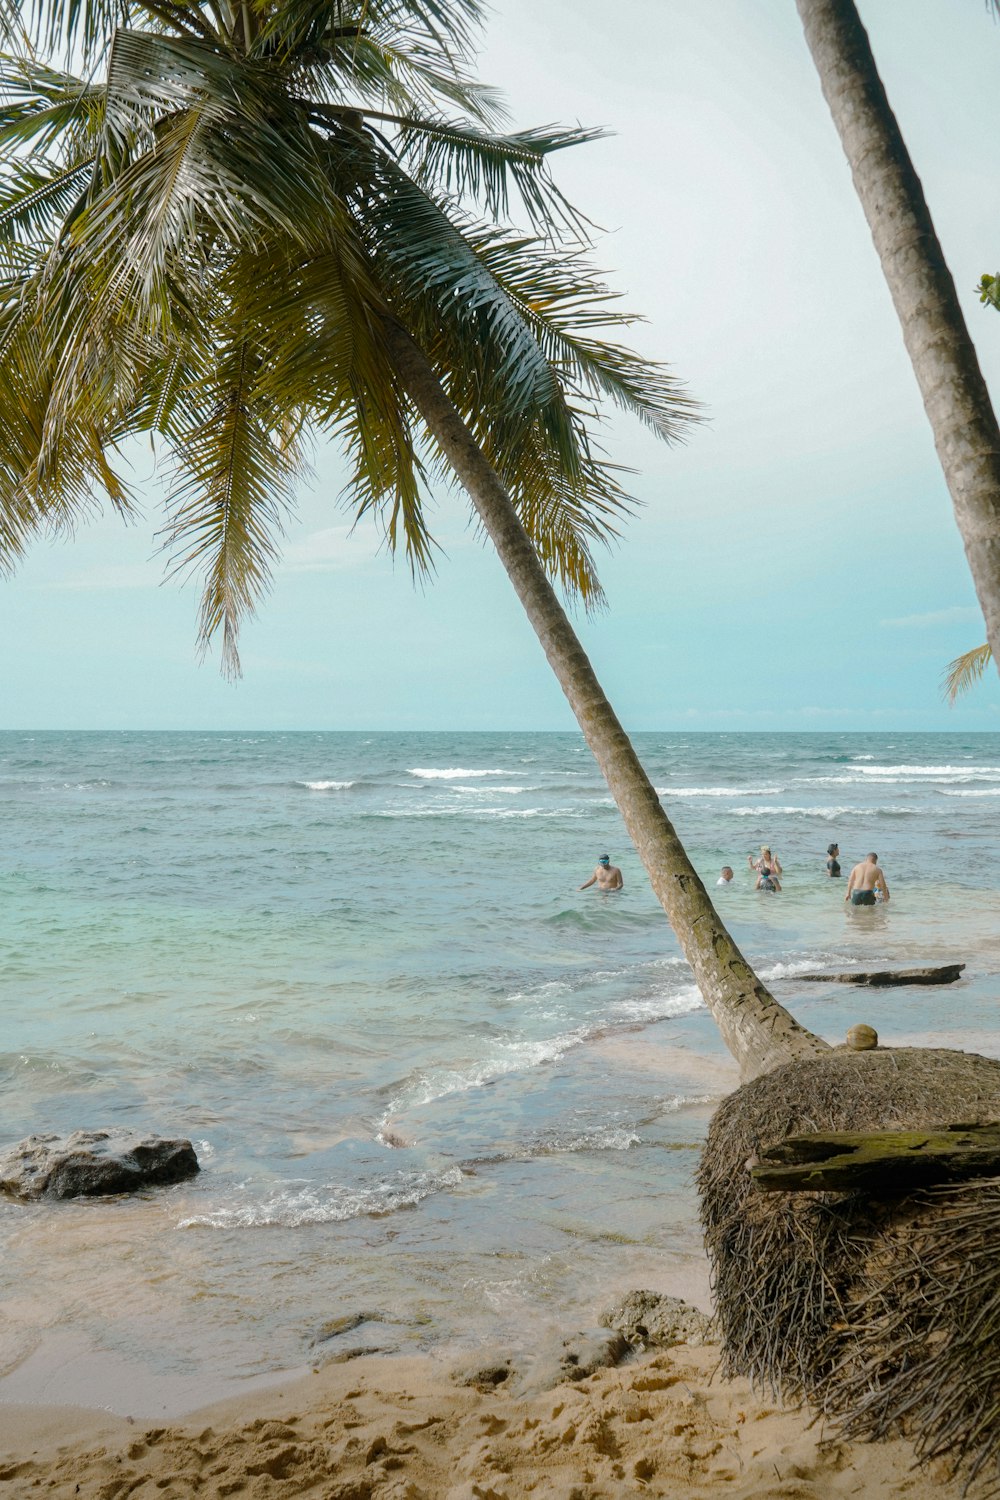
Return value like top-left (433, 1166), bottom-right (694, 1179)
top-left (851, 890), bottom-right (877, 906)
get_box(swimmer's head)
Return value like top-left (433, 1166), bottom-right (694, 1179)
top-left (827, 843), bottom-right (839, 856)
top-left (721, 866), bottom-right (734, 879)
top-left (760, 845), bottom-right (770, 856)
top-left (598, 855), bottom-right (610, 866)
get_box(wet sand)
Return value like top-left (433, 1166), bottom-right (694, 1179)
top-left (0, 1341), bottom-right (967, 1498)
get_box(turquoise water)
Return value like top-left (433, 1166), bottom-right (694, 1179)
top-left (2, 730), bottom-right (1000, 1411)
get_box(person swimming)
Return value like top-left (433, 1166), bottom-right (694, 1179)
top-left (826, 843), bottom-right (841, 877)
top-left (579, 854), bottom-right (623, 891)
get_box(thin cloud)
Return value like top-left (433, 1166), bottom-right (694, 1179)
top-left (277, 523), bottom-right (384, 574)
top-left (879, 606), bottom-right (983, 629)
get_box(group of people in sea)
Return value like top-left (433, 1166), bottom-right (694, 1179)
top-left (579, 847), bottom-right (890, 904)
top-left (716, 844), bottom-right (890, 903)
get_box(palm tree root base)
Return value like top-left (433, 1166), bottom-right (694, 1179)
top-left (699, 1048), bottom-right (1000, 1494)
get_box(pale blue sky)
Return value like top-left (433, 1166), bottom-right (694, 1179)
top-left (4, 0), bottom-right (1000, 730)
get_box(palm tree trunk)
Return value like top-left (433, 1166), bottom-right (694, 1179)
top-left (796, 0), bottom-right (1000, 673)
top-left (380, 314), bottom-right (828, 1081)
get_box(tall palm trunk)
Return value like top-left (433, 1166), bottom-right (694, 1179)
top-left (382, 315), bottom-right (828, 1081)
top-left (796, 0), bottom-right (1000, 674)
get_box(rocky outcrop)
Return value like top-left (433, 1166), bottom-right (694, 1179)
top-left (0, 1130), bottom-right (199, 1200)
top-left (602, 1291), bottom-right (713, 1350)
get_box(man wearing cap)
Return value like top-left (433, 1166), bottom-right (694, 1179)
top-left (579, 854), bottom-right (624, 891)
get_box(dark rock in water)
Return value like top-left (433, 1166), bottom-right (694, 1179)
top-left (601, 1291), bottom-right (713, 1349)
top-left (0, 1130), bottom-right (199, 1201)
top-left (312, 1311), bottom-right (389, 1345)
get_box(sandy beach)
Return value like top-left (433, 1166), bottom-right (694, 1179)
top-left (0, 1337), bottom-right (964, 1499)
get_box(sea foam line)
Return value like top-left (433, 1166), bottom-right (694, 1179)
top-left (408, 767), bottom-right (508, 779)
top-left (178, 1166), bottom-right (465, 1230)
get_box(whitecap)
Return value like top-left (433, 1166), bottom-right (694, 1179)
top-left (657, 786), bottom-right (783, 798)
top-left (728, 804), bottom-right (913, 819)
top-left (298, 779), bottom-right (355, 791)
top-left (408, 767), bottom-right (508, 779)
top-left (178, 1167), bottom-right (465, 1230)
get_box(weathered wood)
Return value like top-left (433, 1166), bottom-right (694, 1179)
top-left (798, 963), bottom-right (965, 987)
top-left (751, 1120), bottom-right (1000, 1194)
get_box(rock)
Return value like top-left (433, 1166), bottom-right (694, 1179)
top-left (452, 1353), bottom-right (518, 1391)
top-left (601, 1291), bottom-right (713, 1350)
top-left (846, 1024), bottom-right (878, 1051)
top-left (0, 1130), bottom-right (199, 1201)
top-left (515, 1327), bottom-right (629, 1395)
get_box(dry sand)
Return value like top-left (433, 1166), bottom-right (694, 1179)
top-left (0, 1340), bottom-right (965, 1499)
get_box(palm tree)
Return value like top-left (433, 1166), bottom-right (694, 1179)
top-left (0, 0), bottom-right (826, 1080)
top-left (795, 0), bottom-right (1000, 679)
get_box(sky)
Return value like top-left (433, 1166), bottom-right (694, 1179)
top-left (4, 0), bottom-right (1000, 731)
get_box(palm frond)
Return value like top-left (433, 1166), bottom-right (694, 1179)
top-left (357, 160), bottom-right (563, 419)
top-left (160, 334), bottom-right (306, 677)
top-left (0, 53), bottom-right (106, 158)
top-left (943, 643), bottom-right (993, 703)
top-left (1, 0), bottom-right (127, 66)
top-left (392, 116), bottom-right (602, 235)
top-left (0, 155), bottom-right (95, 245)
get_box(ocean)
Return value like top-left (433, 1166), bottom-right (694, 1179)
top-left (2, 729), bottom-right (1000, 1414)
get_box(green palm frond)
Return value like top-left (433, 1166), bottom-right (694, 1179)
top-left (160, 334), bottom-right (307, 677)
top-left (943, 643), bottom-right (993, 703)
top-left (464, 227), bottom-right (701, 442)
top-left (356, 162), bottom-right (563, 418)
top-left (392, 117), bottom-right (602, 235)
top-left (1, 0), bottom-right (127, 65)
top-left (0, 54), bottom-right (106, 158)
top-left (0, 281), bottom-right (134, 568)
top-left (0, 156), bottom-right (95, 245)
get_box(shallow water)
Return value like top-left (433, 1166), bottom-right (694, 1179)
top-left (2, 730), bottom-right (999, 1411)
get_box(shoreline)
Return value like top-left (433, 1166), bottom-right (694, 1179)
top-left (0, 1340), bottom-right (970, 1499)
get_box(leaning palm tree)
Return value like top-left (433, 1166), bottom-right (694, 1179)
top-left (795, 0), bottom-right (1000, 679)
top-left (0, 0), bottom-right (825, 1080)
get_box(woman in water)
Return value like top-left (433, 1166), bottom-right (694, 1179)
top-left (749, 845), bottom-right (782, 891)
top-left (826, 842), bottom-right (841, 877)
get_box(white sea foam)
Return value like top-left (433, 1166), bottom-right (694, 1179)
top-left (857, 764), bottom-right (1000, 780)
top-left (656, 786), bottom-right (782, 798)
top-left (380, 1030), bottom-right (589, 1117)
top-left (408, 767), bottom-right (508, 779)
top-left (178, 1167), bottom-right (465, 1230)
top-left (940, 788), bottom-right (1000, 797)
top-left (550, 1126), bottom-right (642, 1153)
top-left (455, 785), bottom-right (527, 795)
top-left (298, 779), bottom-right (355, 791)
top-left (728, 804), bottom-right (914, 819)
top-left (611, 987), bottom-right (704, 1024)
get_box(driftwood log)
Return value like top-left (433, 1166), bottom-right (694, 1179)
top-left (798, 963), bottom-right (964, 987)
top-left (751, 1120), bottom-right (1000, 1194)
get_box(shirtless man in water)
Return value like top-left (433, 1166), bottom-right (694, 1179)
top-left (846, 852), bottom-right (890, 906)
top-left (579, 854), bottom-right (623, 891)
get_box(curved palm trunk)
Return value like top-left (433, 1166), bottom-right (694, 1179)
top-left (796, 0), bottom-right (1000, 674)
top-left (381, 315), bottom-right (827, 1081)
